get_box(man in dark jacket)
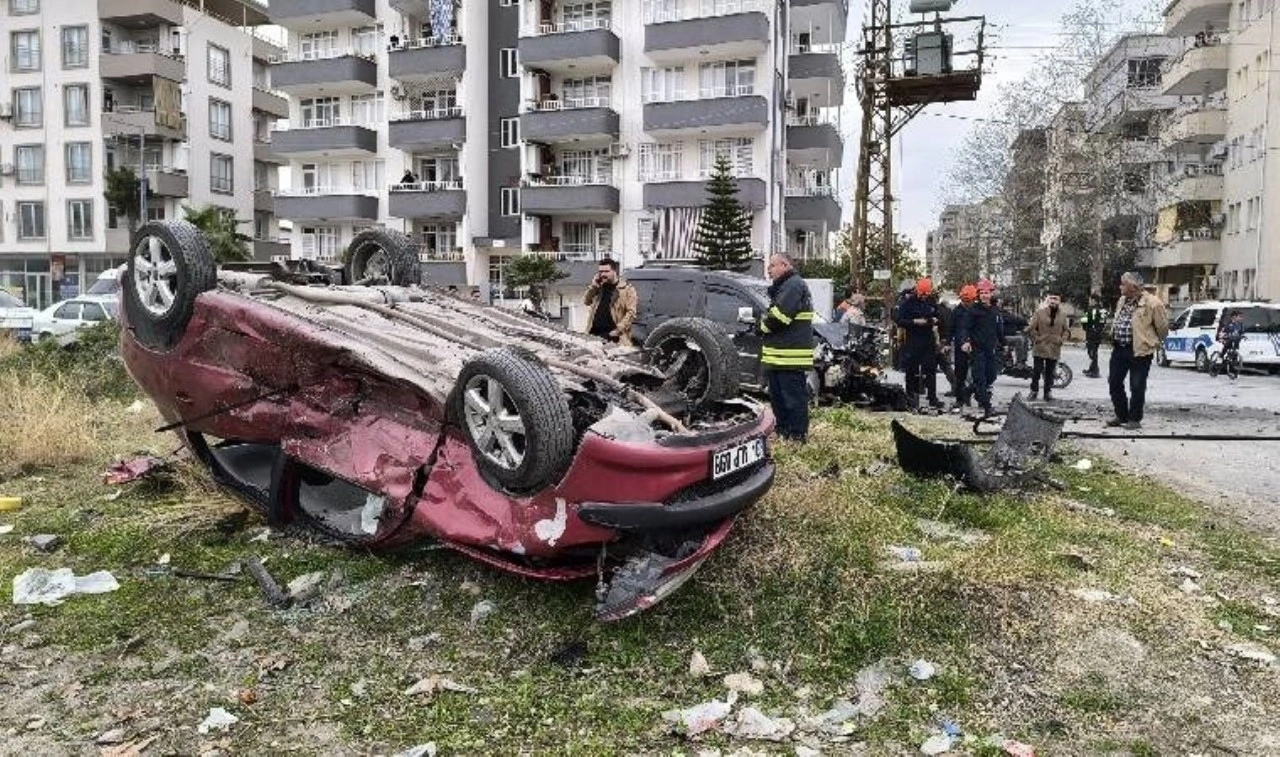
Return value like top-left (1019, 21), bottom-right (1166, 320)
top-left (933, 294), bottom-right (957, 396)
top-left (894, 278), bottom-right (943, 410)
top-left (958, 279), bottom-right (999, 416)
top-left (951, 284), bottom-right (977, 409)
top-left (993, 296), bottom-right (1030, 366)
top-left (1080, 292), bottom-right (1108, 377)
top-left (760, 253), bottom-right (816, 442)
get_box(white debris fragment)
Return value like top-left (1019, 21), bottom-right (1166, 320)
top-left (126, 400), bottom-right (146, 414)
top-left (469, 599), bottom-right (497, 625)
top-left (533, 498), bottom-right (569, 546)
top-left (724, 672), bottom-right (764, 697)
top-left (795, 747), bottom-right (822, 757)
top-left (908, 659), bottom-right (937, 681)
top-left (920, 734), bottom-right (954, 755)
top-left (197, 707), bottom-right (239, 734)
top-left (1179, 578), bottom-right (1202, 595)
top-left (1225, 643), bottom-right (1277, 665)
top-left (0, 524), bottom-right (14, 535)
top-left (1073, 459), bottom-right (1093, 471)
top-left (249, 528), bottom-right (272, 543)
top-left (1070, 588), bottom-right (1136, 606)
top-left (662, 693), bottom-right (737, 737)
top-left (393, 744), bottom-right (437, 757)
top-left (723, 707), bottom-right (796, 741)
top-left (853, 659), bottom-right (891, 717)
top-left (887, 545), bottom-right (923, 562)
top-left (156, 553), bottom-right (171, 566)
top-left (286, 571), bottom-right (328, 603)
top-left (689, 650), bottom-right (712, 677)
top-left (12, 568), bottom-right (119, 605)
top-left (404, 676), bottom-right (478, 697)
top-left (360, 494), bottom-right (386, 535)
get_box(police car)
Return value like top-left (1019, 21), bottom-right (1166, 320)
top-left (1160, 301), bottom-right (1280, 371)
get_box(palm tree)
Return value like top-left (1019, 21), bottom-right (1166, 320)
top-left (181, 204), bottom-right (252, 263)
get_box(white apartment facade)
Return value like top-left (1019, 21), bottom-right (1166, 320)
top-left (267, 0), bottom-right (847, 319)
top-left (0, 0), bottom-right (284, 310)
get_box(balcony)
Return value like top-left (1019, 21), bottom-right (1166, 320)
top-left (518, 20), bottom-right (621, 75)
top-left (101, 106), bottom-right (186, 141)
top-left (785, 186), bottom-right (841, 229)
top-left (97, 0), bottom-right (183, 26)
top-left (1162, 41), bottom-right (1228, 96)
top-left (788, 50), bottom-right (845, 106)
top-left (100, 46), bottom-right (186, 84)
top-left (275, 189), bottom-right (379, 222)
top-left (272, 51), bottom-right (377, 96)
top-left (389, 0), bottom-right (430, 16)
top-left (251, 34), bottom-right (285, 64)
top-left (645, 4), bottom-right (771, 63)
top-left (270, 120), bottom-right (378, 158)
top-left (521, 98), bottom-right (620, 144)
top-left (146, 168), bottom-right (188, 198)
top-left (1168, 163), bottom-right (1224, 201)
top-left (254, 189), bottom-right (275, 212)
top-left (644, 94), bottom-right (769, 135)
top-left (254, 237), bottom-right (290, 261)
top-left (786, 115), bottom-right (844, 166)
top-left (790, 0), bottom-right (849, 44)
top-left (1164, 0), bottom-right (1232, 38)
top-left (389, 108), bottom-right (466, 151)
top-left (1141, 228), bottom-right (1222, 268)
top-left (388, 181), bottom-right (467, 220)
top-left (642, 175), bottom-right (767, 209)
top-left (268, 0), bottom-right (375, 31)
top-left (420, 251), bottom-right (468, 286)
top-left (252, 86), bottom-right (289, 119)
top-left (1160, 104), bottom-right (1226, 152)
top-left (521, 176), bottom-right (620, 215)
top-left (389, 36), bottom-right (467, 81)
top-left (254, 139), bottom-right (286, 164)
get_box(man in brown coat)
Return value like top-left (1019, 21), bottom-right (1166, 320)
top-left (1026, 293), bottom-right (1070, 400)
top-left (1107, 271), bottom-right (1169, 430)
top-left (583, 258), bottom-right (638, 346)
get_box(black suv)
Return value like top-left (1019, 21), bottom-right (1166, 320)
top-left (626, 266), bottom-right (848, 392)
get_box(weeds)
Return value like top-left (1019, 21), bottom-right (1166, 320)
top-left (0, 321), bottom-right (136, 401)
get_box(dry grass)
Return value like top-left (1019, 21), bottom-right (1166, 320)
top-left (0, 369), bottom-right (102, 472)
top-left (0, 331), bottom-right (19, 362)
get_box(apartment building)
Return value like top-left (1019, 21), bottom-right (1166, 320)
top-left (0, 0), bottom-right (284, 309)
top-left (1041, 102), bottom-right (1091, 259)
top-left (266, 0), bottom-right (847, 319)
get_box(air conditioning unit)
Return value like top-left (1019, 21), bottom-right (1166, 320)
top-left (0, 102), bottom-right (11, 119)
top-left (608, 142), bottom-right (630, 158)
top-left (0, 163), bottom-right (14, 176)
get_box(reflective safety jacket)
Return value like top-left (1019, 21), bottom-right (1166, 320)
top-left (759, 270), bottom-right (816, 370)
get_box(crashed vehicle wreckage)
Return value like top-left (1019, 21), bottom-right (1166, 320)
top-left (892, 395), bottom-right (1064, 493)
top-left (811, 321), bottom-right (909, 411)
top-left (118, 221), bottom-right (776, 621)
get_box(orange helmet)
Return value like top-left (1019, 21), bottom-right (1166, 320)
top-left (959, 284), bottom-right (977, 303)
top-left (915, 277), bottom-right (934, 296)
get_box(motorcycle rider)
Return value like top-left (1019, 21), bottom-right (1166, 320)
top-left (894, 278), bottom-right (944, 411)
top-left (1080, 292), bottom-right (1108, 378)
top-left (958, 279), bottom-right (998, 417)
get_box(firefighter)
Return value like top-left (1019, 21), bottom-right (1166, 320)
top-left (759, 253), bottom-right (816, 442)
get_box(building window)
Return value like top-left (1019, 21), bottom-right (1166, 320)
top-left (67, 200), bottom-right (93, 240)
top-left (562, 1), bottom-right (612, 31)
top-left (350, 92), bottom-right (384, 125)
top-left (500, 0), bottom-right (517, 6)
top-left (209, 98), bottom-right (232, 140)
top-left (1126, 57), bottom-right (1164, 88)
top-left (501, 186), bottom-right (520, 215)
top-left (638, 217), bottom-right (655, 256)
top-left (300, 31), bottom-right (338, 60)
top-left (17, 201), bottom-right (45, 239)
top-left (562, 75), bottom-right (612, 107)
top-left (11, 30), bottom-right (40, 72)
top-left (500, 117), bottom-right (520, 147)
top-left (211, 154), bottom-right (234, 194)
top-left (208, 44), bottom-right (231, 87)
top-left (301, 226), bottom-right (341, 260)
top-left (62, 26), bottom-right (88, 68)
top-left (66, 142), bottom-right (91, 183)
top-left (301, 96), bottom-right (341, 127)
top-left (699, 138), bottom-right (753, 177)
top-left (14, 86), bottom-right (41, 127)
top-left (419, 223), bottom-right (458, 254)
top-left (641, 66), bottom-right (686, 102)
top-left (10, 0), bottom-right (38, 13)
top-left (352, 25), bottom-right (379, 57)
top-left (638, 142), bottom-right (682, 181)
top-left (500, 48), bottom-right (518, 78)
top-left (698, 60), bottom-right (755, 98)
top-left (15, 144), bottom-right (43, 185)
top-left (64, 84), bottom-right (89, 126)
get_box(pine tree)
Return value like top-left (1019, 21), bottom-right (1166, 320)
top-left (692, 153), bottom-right (754, 272)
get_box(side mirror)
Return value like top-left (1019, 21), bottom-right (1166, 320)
top-left (737, 306), bottom-right (755, 324)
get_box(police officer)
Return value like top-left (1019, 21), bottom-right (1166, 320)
top-left (760, 253), bottom-right (816, 442)
top-left (1080, 292), bottom-right (1109, 378)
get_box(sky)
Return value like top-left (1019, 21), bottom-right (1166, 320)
top-left (841, 0), bottom-right (1159, 258)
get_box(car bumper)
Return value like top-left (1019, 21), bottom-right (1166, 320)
top-left (575, 460), bottom-right (774, 531)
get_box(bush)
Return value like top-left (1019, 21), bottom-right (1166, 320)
top-left (0, 321), bottom-right (137, 401)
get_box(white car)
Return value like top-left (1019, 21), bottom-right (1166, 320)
top-left (0, 290), bottom-right (36, 342)
top-left (30, 298), bottom-right (119, 343)
top-left (80, 264), bottom-right (127, 303)
top-left (1161, 300), bottom-right (1280, 371)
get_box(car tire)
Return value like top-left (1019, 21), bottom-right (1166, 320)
top-left (122, 220), bottom-right (217, 351)
top-left (344, 228), bottom-right (421, 286)
top-left (1195, 347), bottom-right (1209, 373)
top-left (448, 347), bottom-right (575, 495)
top-left (643, 317), bottom-right (740, 409)
top-left (1052, 362), bottom-right (1073, 389)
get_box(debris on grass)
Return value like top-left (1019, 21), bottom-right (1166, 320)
top-left (909, 659), bottom-right (937, 681)
top-left (1002, 739), bottom-right (1036, 757)
top-left (0, 524), bottom-right (14, 535)
top-left (404, 675), bottom-right (478, 698)
top-left (1069, 588), bottom-right (1136, 606)
top-left (1169, 565), bottom-right (1203, 580)
top-left (196, 707), bottom-right (239, 734)
top-left (916, 519), bottom-right (991, 546)
top-left (469, 599), bottom-right (497, 625)
top-left (28, 534), bottom-right (62, 553)
top-left (1073, 459), bottom-right (1093, 471)
top-left (723, 706), bottom-right (796, 741)
top-left (286, 570), bottom-right (329, 604)
top-left (1060, 499), bottom-right (1116, 518)
top-left (662, 693), bottom-right (737, 737)
top-left (887, 545), bottom-right (923, 563)
top-left (853, 658), bottom-right (892, 717)
top-left (12, 567), bottom-right (119, 605)
top-left (1225, 642), bottom-right (1277, 665)
top-left (0, 496), bottom-right (23, 512)
top-left (102, 735), bottom-right (159, 757)
top-left (393, 744), bottom-right (437, 757)
top-left (95, 728), bottom-right (127, 745)
top-left (407, 633), bottom-right (441, 651)
top-left (103, 455), bottom-right (170, 485)
top-left (689, 650), bottom-right (712, 678)
top-left (920, 733), bottom-right (953, 755)
top-left (1179, 578), bottom-right (1203, 595)
top-left (245, 556), bottom-right (290, 608)
top-left (724, 672), bottom-right (764, 696)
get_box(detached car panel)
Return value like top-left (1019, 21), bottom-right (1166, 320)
top-left (118, 221), bottom-right (775, 620)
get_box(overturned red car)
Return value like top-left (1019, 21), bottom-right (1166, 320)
top-left (118, 221), bottom-right (775, 620)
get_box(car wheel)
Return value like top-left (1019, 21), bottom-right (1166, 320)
top-left (448, 347), bottom-right (575, 495)
top-left (122, 220), bottom-right (216, 351)
top-left (344, 228), bottom-right (421, 286)
top-left (643, 317), bottom-right (740, 409)
top-left (1195, 347), bottom-right (1209, 373)
top-left (1052, 361), bottom-right (1073, 389)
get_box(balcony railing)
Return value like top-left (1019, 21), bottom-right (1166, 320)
top-left (105, 40), bottom-right (176, 56)
top-left (532, 17), bottom-right (614, 35)
top-left (527, 95), bottom-right (612, 111)
top-left (640, 169), bottom-right (761, 182)
top-left (1177, 226), bottom-right (1222, 241)
top-left (275, 186), bottom-right (379, 197)
top-left (525, 174), bottom-right (612, 186)
top-left (390, 35), bottom-right (463, 51)
top-left (275, 117), bottom-right (376, 130)
top-left (644, 0), bottom-right (769, 23)
top-left (786, 114), bottom-right (829, 126)
top-left (391, 180), bottom-right (463, 192)
top-left (391, 106), bottom-right (463, 122)
top-left (526, 248), bottom-right (612, 261)
top-left (1180, 162), bottom-right (1223, 177)
top-left (415, 244), bottom-right (466, 261)
top-left (785, 184), bottom-right (836, 197)
top-left (252, 83), bottom-right (288, 99)
top-left (271, 48), bottom-right (376, 64)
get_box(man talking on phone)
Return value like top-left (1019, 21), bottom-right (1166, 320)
top-left (583, 258), bottom-right (638, 346)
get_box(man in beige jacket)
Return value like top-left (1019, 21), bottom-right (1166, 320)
top-left (583, 258), bottom-right (638, 346)
top-left (1107, 272), bottom-right (1169, 430)
top-left (1026, 293), bottom-right (1070, 401)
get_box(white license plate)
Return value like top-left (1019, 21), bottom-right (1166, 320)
top-left (711, 437), bottom-right (766, 480)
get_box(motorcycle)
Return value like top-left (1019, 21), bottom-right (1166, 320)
top-left (812, 322), bottom-right (910, 410)
top-left (993, 342), bottom-right (1073, 389)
